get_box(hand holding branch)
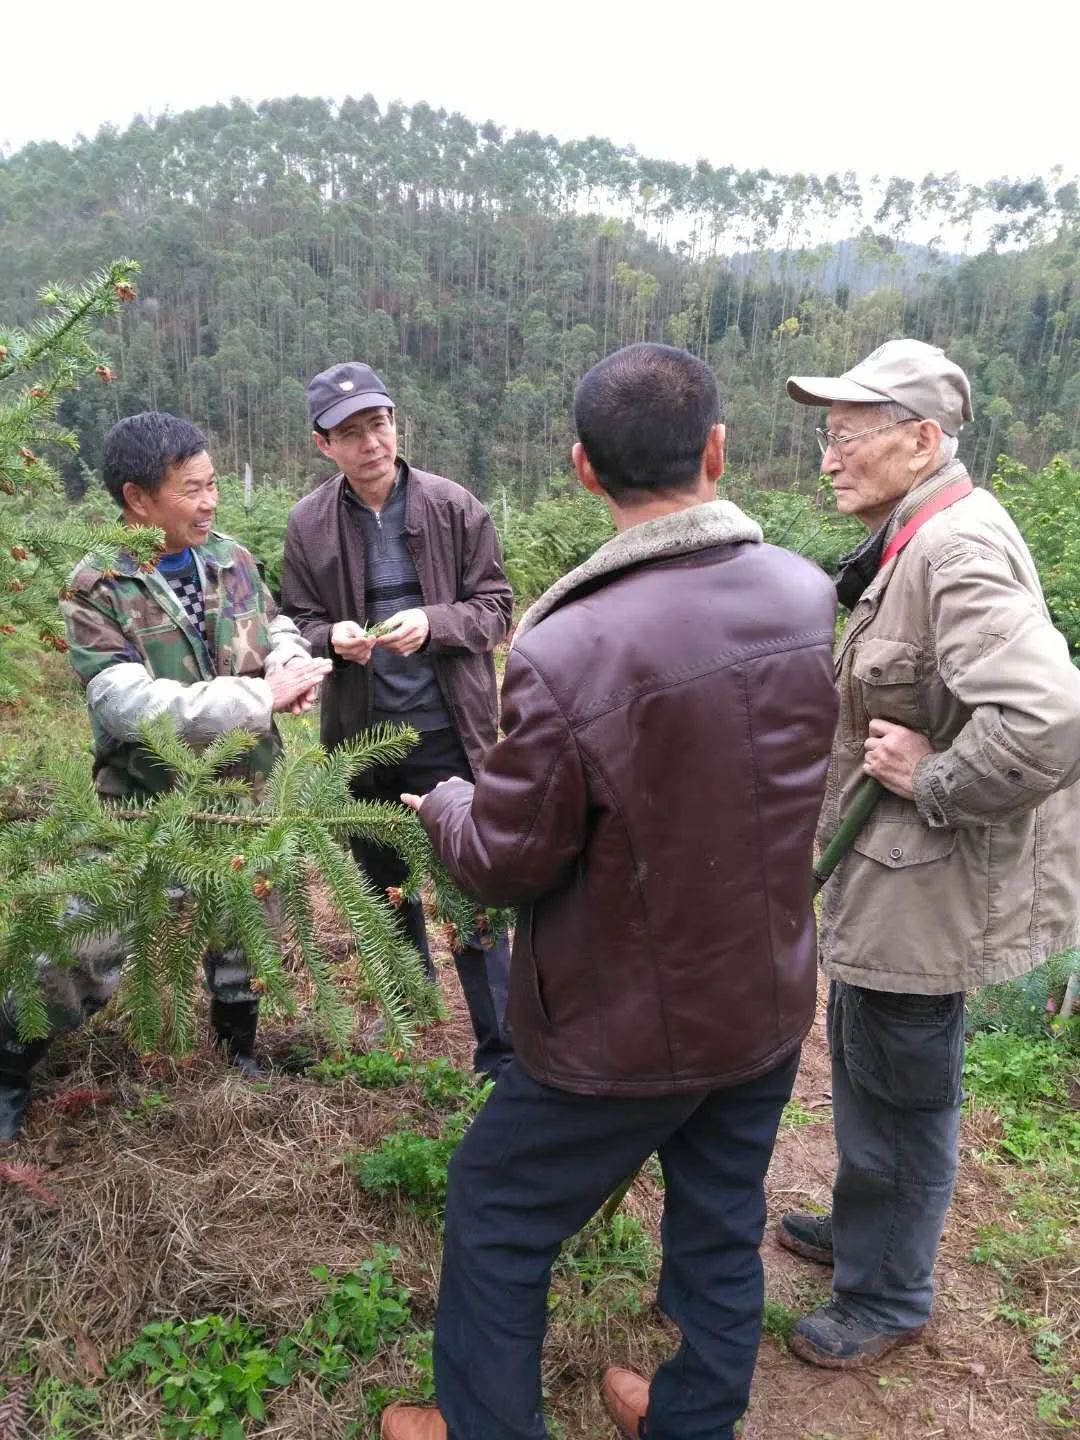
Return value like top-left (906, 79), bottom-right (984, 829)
top-left (863, 718), bottom-right (934, 800)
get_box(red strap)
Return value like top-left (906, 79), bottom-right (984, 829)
top-left (878, 478), bottom-right (974, 572)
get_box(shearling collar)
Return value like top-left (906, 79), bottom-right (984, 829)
top-left (513, 499), bottom-right (763, 645)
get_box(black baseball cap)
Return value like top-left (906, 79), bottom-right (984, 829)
top-left (307, 362), bottom-right (394, 431)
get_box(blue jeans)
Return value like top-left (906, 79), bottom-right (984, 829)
top-left (828, 980), bottom-right (965, 1332)
top-left (434, 1052), bottom-right (800, 1440)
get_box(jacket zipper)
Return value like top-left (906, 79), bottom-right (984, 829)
top-left (403, 524), bottom-right (462, 740)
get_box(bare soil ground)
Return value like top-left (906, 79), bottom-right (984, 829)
top-left (2, 926), bottom-right (1070, 1440)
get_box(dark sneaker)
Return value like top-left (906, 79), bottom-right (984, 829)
top-left (777, 1211), bottom-right (834, 1265)
top-left (789, 1301), bottom-right (925, 1369)
top-left (228, 1052), bottom-right (267, 1081)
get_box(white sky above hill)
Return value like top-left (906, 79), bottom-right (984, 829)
top-left (2, 0), bottom-right (1075, 186)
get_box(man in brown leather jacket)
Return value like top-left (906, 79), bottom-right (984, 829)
top-left (282, 363), bottom-right (514, 1076)
top-left (381, 344), bottom-right (839, 1440)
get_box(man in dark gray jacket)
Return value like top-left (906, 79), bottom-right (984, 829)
top-left (281, 363), bottom-right (514, 1076)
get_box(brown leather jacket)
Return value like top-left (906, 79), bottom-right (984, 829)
top-left (421, 501), bottom-right (839, 1096)
top-left (281, 463), bottom-right (512, 775)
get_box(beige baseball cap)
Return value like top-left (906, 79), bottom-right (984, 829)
top-left (787, 339), bottom-right (974, 436)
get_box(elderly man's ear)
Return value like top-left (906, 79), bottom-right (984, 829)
top-left (909, 419), bottom-right (943, 473)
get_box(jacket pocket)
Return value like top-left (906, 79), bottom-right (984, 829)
top-left (513, 905), bottom-right (554, 1032)
top-left (846, 637), bottom-right (926, 743)
top-left (853, 821), bottom-right (957, 869)
top-left (225, 611), bottom-right (271, 676)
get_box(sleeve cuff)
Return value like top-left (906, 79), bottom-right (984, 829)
top-left (912, 755), bottom-right (951, 829)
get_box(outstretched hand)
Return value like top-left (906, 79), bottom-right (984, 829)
top-left (400, 776), bottom-right (469, 813)
top-left (267, 657), bottom-right (333, 714)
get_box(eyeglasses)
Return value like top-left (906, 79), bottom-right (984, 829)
top-left (815, 418), bottom-right (919, 457)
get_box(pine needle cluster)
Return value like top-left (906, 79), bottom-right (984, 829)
top-left (0, 259), bottom-right (161, 700)
top-left (0, 719), bottom-right (502, 1053)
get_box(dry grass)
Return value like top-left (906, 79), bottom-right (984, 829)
top-left (3, 968), bottom-right (1074, 1439)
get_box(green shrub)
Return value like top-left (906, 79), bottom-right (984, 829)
top-left (964, 1030), bottom-right (1080, 1168)
top-left (112, 1249), bottom-right (416, 1433)
top-left (308, 1050), bottom-right (414, 1087)
top-left (110, 1314), bottom-right (292, 1439)
top-left (993, 456), bottom-right (1080, 657)
top-left (26, 1377), bottom-right (102, 1440)
top-left (212, 477), bottom-right (302, 599)
top-left (363, 1329), bottom-right (436, 1417)
top-left (761, 1298), bottom-right (799, 1345)
top-left (309, 1050), bottom-right (492, 1114)
top-left (724, 476), bottom-right (861, 575)
top-left (967, 953), bottom-right (1080, 1039)
top-left (496, 483), bottom-right (614, 602)
top-left (348, 1114), bottom-right (469, 1210)
top-left (415, 1057), bottom-right (492, 1113)
top-left (281, 1248), bottom-right (412, 1393)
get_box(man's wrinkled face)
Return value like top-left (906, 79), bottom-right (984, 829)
top-left (820, 403), bottom-right (919, 528)
top-left (124, 450), bottom-right (218, 554)
top-left (315, 407), bottom-right (397, 487)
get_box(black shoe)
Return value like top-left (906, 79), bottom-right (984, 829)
top-left (0, 1033), bottom-right (51, 1143)
top-left (209, 999), bottom-right (266, 1081)
top-left (777, 1211), bottom-right (834, 1265)
top-left (789, 1301), bottom-right (925, 1369)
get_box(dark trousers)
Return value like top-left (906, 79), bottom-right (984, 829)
top-left (351, 726), bottom-right (512, 1078)
top-left (828, 980), bottom-right (965, 1332)
top-left (434, 1053), bottom-right (800, 1440)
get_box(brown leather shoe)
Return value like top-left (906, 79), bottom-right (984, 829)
top-left (380, 1401), bottom-right (448, 1440)
top-left (601, 1366), bottom-right (649, 1438)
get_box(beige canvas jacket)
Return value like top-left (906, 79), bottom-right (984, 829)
top-left (819, 461), bottom-right (1080, 994)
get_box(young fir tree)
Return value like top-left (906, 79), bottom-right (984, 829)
top-left (0, 263), bottom-right (486, 1055)
top-left (0, 260), bottom-right (157, 697)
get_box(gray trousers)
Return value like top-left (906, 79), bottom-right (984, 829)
top-left (828, 979), bottom-right (965, 1332)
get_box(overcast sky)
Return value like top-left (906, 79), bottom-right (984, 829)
top-left (2, 0), bottom-right (1076, 183)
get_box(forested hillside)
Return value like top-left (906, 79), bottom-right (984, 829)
top-left (1, 95), bottom-right (1077, 497)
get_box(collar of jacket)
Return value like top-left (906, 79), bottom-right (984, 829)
top-left (336, 460), bottom-right (415, 530)
top-left (843, 459), bottom-right (974, 614)
top-left (340, 461), bottom-right (405, 513)
top-left (103, 529), bottom-right (236, 581)
top-left (513, 498), bottom-right (763, 646)
top-left (882, 459), bottom-right (972, 546)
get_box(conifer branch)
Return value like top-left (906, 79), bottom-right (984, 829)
top-left (0, 718), bottom-right (501, 1050)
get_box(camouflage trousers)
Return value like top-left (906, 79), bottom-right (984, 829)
top-left (0, 896), bottom-right (256, 1044)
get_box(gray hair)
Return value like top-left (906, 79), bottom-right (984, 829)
top-left (876, 400), bottom-right (959, 467)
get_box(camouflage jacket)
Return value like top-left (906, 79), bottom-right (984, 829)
top-left (61, 532), bottom-right (310, 798)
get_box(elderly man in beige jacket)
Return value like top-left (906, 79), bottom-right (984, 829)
top-left (780, 339), bottom-right (1080, 1368)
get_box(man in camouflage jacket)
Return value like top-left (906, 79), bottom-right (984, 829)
top-left (0, 412), bottom-right (330, 1142)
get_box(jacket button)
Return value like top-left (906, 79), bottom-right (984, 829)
top-left (870, 665), bottom-right (882, 677)
top-left (889, 846), bottom-right (904, 860)
top-left (1007, 767), bottom-right (1023, 781)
